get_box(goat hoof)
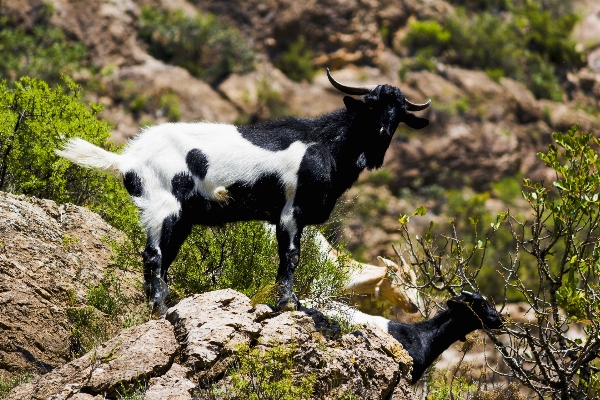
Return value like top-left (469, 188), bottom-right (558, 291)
top-left (278, 301), bottom-right (297, 311)
top-left (277, 295), bottom-right (298, 311)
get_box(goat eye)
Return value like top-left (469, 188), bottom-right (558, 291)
top-left (479, 301), bottom-right (485, 308)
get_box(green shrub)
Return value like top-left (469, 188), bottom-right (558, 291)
top-left (403, 3), bottom-right (583, 100)
top-left (366, 168), bottom-right (394, 187)
top-left (0, 373), bottom-right (31, 398)
top-left (0, 5), bottom-right (86, 85)
top-left (66, 306), bottom-right (109, 359)
top-left (226, 342), bottom-right (315, 400)
top-left (137, 6), bottom-right (254, 83)
top-left (87, 270), bottom-right (128, 317)
top-left (0, 76), bottom-right (114, 203)
top-left (400, 125), bottom-right (600, 398)
top-left (275, 36), bottom-right (316, 83)
top-left (168, 223), bottom-right (348, 307)
top-left (404, 20), bottom-right (450, 52)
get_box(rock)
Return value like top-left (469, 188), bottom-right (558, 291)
top-left (6, 288), bottom-right (417, 399)
top-left (1, 0), bottom-right (145, 68)
top-left (218, 62), bottom-right (342, 120)
top-left (404, 70), bottom-right (463, 104)
top-left (500, 78), bottom-right (544, 123)
top-left (441, 66), bottom-right (505, 102)
top-left (4, 319), bottom-right (178, 399)
top-left (572, 1), bottom-right (600, 52)
top-left (144, 363), bottom-right (196, 400)
top-left (0, 192), bottom-right (143, 378)
top-left (165, 289), bottom-right (263, 371)
top-left (197, 0), bottom-right (386, 68)
top-left (104, 58), bottom-right (239, 141)
top-left (538, 100), bottom-right (599, 133)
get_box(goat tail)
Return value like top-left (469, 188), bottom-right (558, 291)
top-left (55, 138), bottom-right (123, 174)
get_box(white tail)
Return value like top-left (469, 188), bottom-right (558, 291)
top-left (55, 138), bottom-right (122, 173)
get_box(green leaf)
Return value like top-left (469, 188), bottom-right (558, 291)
top-left (553, 181), bottom-right (567, 191)
top-left (413, 205), bottom-right (427, 216)
top-left (398, 214), bottom-right (410, 225)
top-left (425, 221), bottom-right (434, 242)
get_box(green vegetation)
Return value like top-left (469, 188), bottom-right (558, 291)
top-left (403, 1), bottom-right (582, 100)
top-left (87, 270), bottom-right (128, 317)
top-left (137, 6), bottom-right (254, 84)
top-left (0, 373), bottom-right (30, 398)
top-left (202, 342), bottom-right (315, 400)
top-left (275, 36), bottom-right (317, 83)
top-left (168, 223), bottom-right (348, 307)
top-left (366, 168), bottom-right (394, 187)
top-left (0, 4), bottom-right (86, 85)
top-left (0, 76), bottom-right (115, 205)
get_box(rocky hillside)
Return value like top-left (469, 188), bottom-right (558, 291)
top-left (5, 289), bottom-right (416, 400)
top-left (0, 192), bottom-right (417, 399)
top-left (3, 0), bottom-right (599, 262)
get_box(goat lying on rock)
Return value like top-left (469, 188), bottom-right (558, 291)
top-left (322, 291), bottom-right (503, 383)
top-left (56, 69), bottom-right (430, 311)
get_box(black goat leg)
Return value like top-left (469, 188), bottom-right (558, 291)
top-left (275, 222), bottom-right (303, 311)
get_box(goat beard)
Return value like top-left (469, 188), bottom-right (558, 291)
top-left (355, 152), bottom-right (384, 170)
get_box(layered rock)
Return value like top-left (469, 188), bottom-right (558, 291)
top-left (0, 192), bottom-right (143, 379)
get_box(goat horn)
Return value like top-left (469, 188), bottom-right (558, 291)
top-left (405, 98), bottom-right (431, 111)
top-left (327, 68), bottom-right (376, 95)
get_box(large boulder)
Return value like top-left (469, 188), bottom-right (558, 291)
top-left (6, 289), bottom-right (417, 399)
top-left (0, 192), bottom-right (143, 379)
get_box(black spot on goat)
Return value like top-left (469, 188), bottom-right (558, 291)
top-left (55, 69), bottom-right (431, 313)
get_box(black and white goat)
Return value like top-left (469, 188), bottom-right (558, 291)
top-left (323, 292), bottom-right (503, 383)
top-left (56, 69), bottom-right (430, 311)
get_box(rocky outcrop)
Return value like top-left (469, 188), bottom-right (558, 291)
top-left (0, 192), bottom-right (143, 379)
top-left (6, 289), bottom-right (417, 399)
top-left (194, 0), bottom-right (453, 69)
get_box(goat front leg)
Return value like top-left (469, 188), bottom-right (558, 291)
top-left (275, 220), bottom-right (304, 311)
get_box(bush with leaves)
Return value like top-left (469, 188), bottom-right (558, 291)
top-left (399, 125), bottom-right (600, 399)
top-left (0, 4), bottom-right (86, 85)
top-left (226, 343), bottom-right (315, 400)
top-left (137, 6), bottom-right (254, 84)
top-left (275, 36), bottom-right (317, 83)
top-left (0, 76), bottom-right (117, 204)
top-left (402, 2), bottom-right (582, 100)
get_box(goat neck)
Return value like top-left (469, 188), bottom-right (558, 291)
top-left (389, 308), bottom-right (482, 384)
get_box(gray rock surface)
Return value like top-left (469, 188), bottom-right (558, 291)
top-left (6, 288), bottom-right (417, 399)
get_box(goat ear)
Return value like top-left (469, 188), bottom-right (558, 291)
top-left (447, 296), bottom-right (466, 309)
top-left (403, 112), bottom-right (429, 130)
top-left (343, 96), bottom-right (365, 112)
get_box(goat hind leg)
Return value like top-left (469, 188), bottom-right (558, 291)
top-left (144, 213), bottom-right (192, 313)
top-left (275, 222), bottom-right (304, 311)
